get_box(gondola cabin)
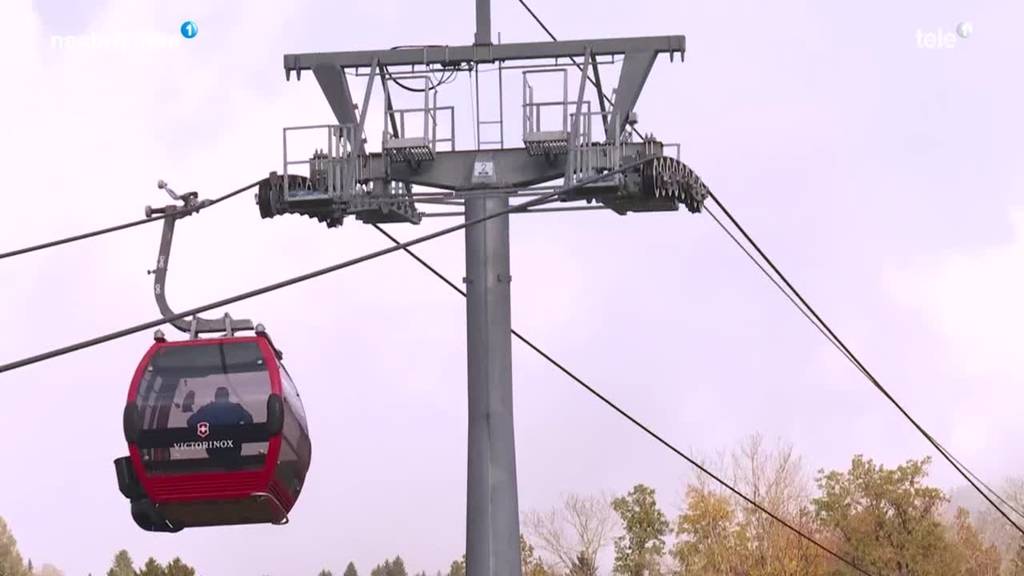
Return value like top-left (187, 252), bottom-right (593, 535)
top-left (113, 330), bottom-right (311, 532)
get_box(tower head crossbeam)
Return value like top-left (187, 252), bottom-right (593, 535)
top-left (261, 5), bottom-right (706, 231)
top-left (285, 35), bottom-right (684, 145)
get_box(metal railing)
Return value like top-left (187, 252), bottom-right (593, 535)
top-left (522, 68), bottom-right (568, 141)
top-left (566, 109), bottom-right (625, 186)
top-left (382, 76), bottom-right (454, 161)
top-left (282, 124), bottom-right (358, 199)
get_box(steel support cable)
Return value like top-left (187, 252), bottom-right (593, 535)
top-left (0, 159), bottom-right (650, 374)
top-left (704, 191), bottom-right (1024, 536)
top-left (0, 180), bottom-right (261, 261)
top-left (370, 223), bottom-right (877, 576)
top-left (937, 444), bottom-right (1024, 521)
top-left (704, 205), bottom-right (1024, 524)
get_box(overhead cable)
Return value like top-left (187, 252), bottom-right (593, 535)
top-left (371, 223), bottom-right (877, 576)
top-left (0, 159), bottom-right (650, 374)
top-left (0, 181), bottom-right (260, 261)
top-left (704, 191), bottom-right (1024, 536)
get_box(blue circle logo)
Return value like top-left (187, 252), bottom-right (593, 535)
top-left (180, 20), bottom-right (198, 39)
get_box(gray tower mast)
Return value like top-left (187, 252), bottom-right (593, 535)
top-left (464, 2), bottom-right (520, 574)
top-left (257, 1), bottom-right (706, 574)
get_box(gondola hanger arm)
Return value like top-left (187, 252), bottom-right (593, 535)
top-left (146, 180), bottom-right (256, 339)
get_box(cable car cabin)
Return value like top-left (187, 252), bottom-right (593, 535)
top-left (112, 333), bottom-right (311, 532)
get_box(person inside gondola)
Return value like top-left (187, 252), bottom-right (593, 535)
top-left (187, 386), bottom-right (253, 462)
top-left (187, 386), bottom-right (253, 427)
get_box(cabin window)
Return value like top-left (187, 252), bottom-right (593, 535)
top-left (135, 341), bottom-right (272, 474)
top-left (275, 364), bottom-right (311, 496)
top-left (279, 365), bottom-right (308, 430)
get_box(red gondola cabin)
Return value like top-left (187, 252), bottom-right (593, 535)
top-left (113, 330), bottom-right (311, 532)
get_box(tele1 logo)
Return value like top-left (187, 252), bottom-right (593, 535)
top-left (916, 21), bottom-right (972, 49)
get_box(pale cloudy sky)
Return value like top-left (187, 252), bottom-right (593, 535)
top-left (0, 0), bottom-right (1021, 575)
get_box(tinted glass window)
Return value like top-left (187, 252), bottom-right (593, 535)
top-left (276, 364), bottom-right (311, 499)
top-left (135, 341), bottom-right (271, 474)
top-left (279, 365), bottom-right (308, 430)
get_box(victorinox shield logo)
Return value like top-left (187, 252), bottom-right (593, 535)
top-left (196, 421), bottom-right (210, 438)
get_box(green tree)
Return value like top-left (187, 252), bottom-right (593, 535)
top-left (446, 555), bottom-right (465, 576)
top-left (370, 557), bottom-right (407, 576)
top-left (162, 558), bottom-right (194, 576)
top-left (106, 551), bottom-right (136, 576)
top-left (319, 570), bottom-right (334, 576)
top-left (343, 562), bottom-right (358, 576)
top-left (388, 556), bottom-right (407, 576)
top-left (813, 455), bottom-right (962, 575)
top-left (0, 517), bottom-right (28, 576)
top-left (611, 484), bottom-right (669, 576)
top-left (138, 558), bottom-right (165, 576)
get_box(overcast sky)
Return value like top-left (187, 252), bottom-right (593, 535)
top-left (0, 0), bottom-right (1021, 574)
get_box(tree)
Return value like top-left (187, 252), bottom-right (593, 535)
top-left (370, 557), bottom-right (406, 576)
top-left (36, 564), bottom-right (64, 576)
top-left (343, 562), bottom-right (358, 576)
top-left (813, 455), bottom-right (962, 575)
top-left (388, 556), bottom-right (407, 576)
top-left (568, 551), bottom-right (597, 576)
top-left (524, 493), bottom-right (617, 573)
top-left (521, 535), bottom-right (553, 576)
top-left (446, 555), bottom-right (465, 576)
top-left (670, 436), bottom-right (828, 576)
top-left (948, 507), bottom-right (1000, 576)
top-left (611, 484), bottom-right (669, 576)
top-left (138, 559), bottom-right (165, 576)
top-left (728, 434), bottom-right (827, 576)
top-left (1009, 542), bottom-right (1024, 576)
top-left (106, 551), bottom-right (136, 576)
top-left (671, 484), bottom-right (749, 576)
top-left (0, 517), bottom-right (28, 576)
top-left (26, 559), bottom-right (33, 574)
top-left (953, 476), bottom-right (1024, 574)
top-left (318, 571), bottom-right (334, 576)
top-left (162, 558), bottom-right (194, 576)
